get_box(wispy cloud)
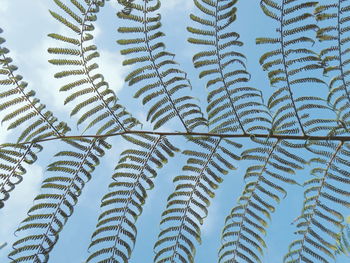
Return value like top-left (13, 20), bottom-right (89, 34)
top-left (97, 49), bottom-right (129, 94)
top-left (0, 129), bottom-right (10, 144)
top-left (202, 199), bottom-right (220, 236)
top-left (108, 0), bottom-right (120, 10)
top-left (0, 0), bottom-right (9, 12)
top-left (0, 0), bottom-right (68, 112)
top-left (161, 0), bottom-right (194, 11)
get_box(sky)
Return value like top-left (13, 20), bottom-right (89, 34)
top-left (0, 0), bottom-right (348, 263)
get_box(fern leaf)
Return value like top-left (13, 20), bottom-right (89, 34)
top-left (9, 138), bottom-right (109, 262)
top-left (116, 0), bottom-right (206, 132)
top-left (87, 134), bottom-right (179, 262)
top-left (49, 0), bottom-right (139, 134)
top-left (0, 29), bottom-right (70, 141)
top-left (154, 137), bottom-right (241, 263)
top-left (258, 0), bottom-right (335, 136)
top-left (188, 0), bottom-right (271, 134)
top-left (285, 141), bottom-right (350, 263)
top-left (0, 143), bottom-right (42, 209)
top-left (0, 28), bottom-right (71, 208)
top-left (219, 138), bottom-right (306, 263)
top-left (315, 1), bottom-right (350, 132)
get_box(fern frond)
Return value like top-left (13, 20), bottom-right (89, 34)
top-left (116, 0), bottom-right (206, 131)
top-left (219, 138), bottom-right (306, 263)
top-left (87, 134), bottom-right (179, 263)
top-left (0, 29), bottom-right (70, 141)
top-left (258, 0), bottom-right (335, 136)
top-left (9, 138), bottom-right (109, 262)
top-left (188, 0), bottom-right (271, 135)
top-left (0, 28), bottom-right (70, 208)
top-left (154, 137), bottom-right (241, 263)
top-left (49, 0), bottom-right (140, 134)
top-left (3, 1), bottom-right (350, 262)
top-left (315, 1), bottom-right (350, 132)
top-left (285, 141), bottom-right (350, 263)
top-left (0, 143), bottom-right (42, 209)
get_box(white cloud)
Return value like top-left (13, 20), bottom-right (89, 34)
top-left (108, 0), bottom-right (119, 10)
top-left (0, 0), bottom-right (9, 12)
top-left (26, 34), bottom-right (70, 112)
top-left (202, 198), bottom-right (220, 236)
top-left (161, 0), bottom-right (194, 11)
top-left (0, 128), bottom-right (10, 144)
top-left (98, 49), bottom-right (128, 94)
top-left (0, 0), bottom-right (70, 114)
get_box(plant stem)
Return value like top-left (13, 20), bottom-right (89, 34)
top-left (4, 130), bottom-right (350, 146)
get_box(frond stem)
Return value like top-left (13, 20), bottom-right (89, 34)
top-left (7, 130), bottom-right (350, 146)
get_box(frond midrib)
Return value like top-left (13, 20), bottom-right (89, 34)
top-left (167, 137), bottom-right (222, 263)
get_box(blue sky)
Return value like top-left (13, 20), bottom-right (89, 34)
top-left (0, 0), bottom-right (349, 263)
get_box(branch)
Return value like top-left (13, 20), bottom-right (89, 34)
top-left (4, 130), bottom-right (350, 146)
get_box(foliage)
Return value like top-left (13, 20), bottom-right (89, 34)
top-left (0, 0), bottom-right (350, 262)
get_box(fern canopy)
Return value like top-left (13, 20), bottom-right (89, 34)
top-left (1, 0), bottom-right (350, 263)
